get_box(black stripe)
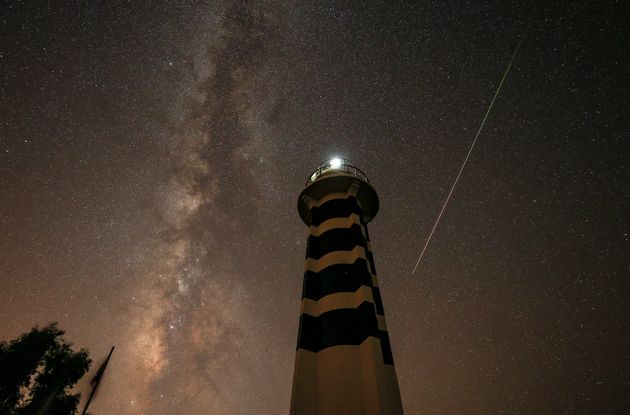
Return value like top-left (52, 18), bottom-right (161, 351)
top-left (306, 224), bottom-right (366, 260)
top-left (372, 287), bottom-right (384, 315)
top-left (363, 222), bottom-right (371, 241)
top-left (310, 197), bottom-right (363, 226)
top-left (366, 250), bottom-right (377, 274)
top-left (298, 301), bottom-right (378, 352)
top-left (297, 302), bottom-right (395, 365)
top-left (378, 330), bottom-right (394, 365)
top-left (302, 258), bottom-right (372, 301)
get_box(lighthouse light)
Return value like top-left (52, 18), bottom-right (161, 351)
top-left (330, 158), bottom-right (342, 168)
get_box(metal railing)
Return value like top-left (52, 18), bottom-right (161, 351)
top-left (305, 158), bottom-right (369, 186)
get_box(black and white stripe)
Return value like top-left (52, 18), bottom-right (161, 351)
top-left (291, 186), bottom-right (403, 415)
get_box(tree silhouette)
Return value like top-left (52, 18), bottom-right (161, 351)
top-left (0, 323), bottom-right (91, 415)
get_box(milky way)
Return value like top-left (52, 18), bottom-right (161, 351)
top-left (117, 3), bottom-right (289, 413)
top-left (1, 1), bottom-right (629, 414)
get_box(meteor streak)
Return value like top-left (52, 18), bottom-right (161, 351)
top-left (411, 27), bottom-right (528, 276)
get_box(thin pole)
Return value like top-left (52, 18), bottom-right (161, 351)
top-left (81, 346), bottom-right (115, 415)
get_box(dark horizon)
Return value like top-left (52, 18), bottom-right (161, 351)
top-left (1, 1), bottom-right (629, 413)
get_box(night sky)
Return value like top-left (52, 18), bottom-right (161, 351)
top-left (1, 1), bottom-right (629, 414)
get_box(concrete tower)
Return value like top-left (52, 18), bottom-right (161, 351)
top-left (290, 159), bottom-right (404, 415)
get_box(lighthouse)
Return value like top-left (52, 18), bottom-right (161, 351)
top-left (290, 158), bottom-right (404, 415)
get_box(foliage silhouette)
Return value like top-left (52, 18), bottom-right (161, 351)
top-left (0, 323), bottom-right (91, 415)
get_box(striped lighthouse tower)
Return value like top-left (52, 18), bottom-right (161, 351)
top-left (290, 158), bottom-right (404, 415)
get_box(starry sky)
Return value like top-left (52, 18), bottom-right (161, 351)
top-left (1, 1), bottom-right (629, 414)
